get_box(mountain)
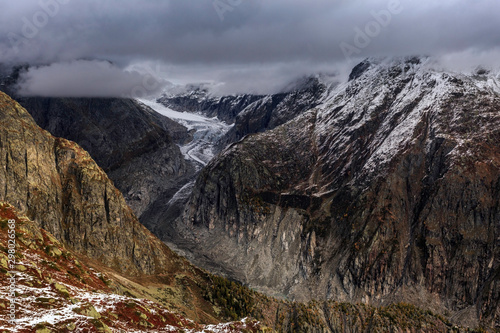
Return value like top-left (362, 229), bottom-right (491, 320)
top-left (135, 98), bottom-right (234, 237)
top-left (0, 202), bottom-right (263, 332)
top-left (158, 76), bottom-right (329, 150)
top-left (14, 96), bottom-right (195, 220)
top-left (171, 58), bottom-right (500, 329)
top-left (131, 77), bottom-right (330, 243)
top-left (0, 89), bottom-right (464, 332)
top-left (158, 85), bottom-right (263, 124)
top-left (1, 67), bottom-right (332, 242)
top-left (218, 76), bottom-right (329, 149)
top-left (0, 203), bottom-right (460, 333)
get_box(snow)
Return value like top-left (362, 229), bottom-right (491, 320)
top-left (310, 59), bottom-right (491, 184)
top-left (139, 99), bottom-right (219, 125)
top-left (166, 180), bottom-right (196, 206)
top-left (0, 275), bottom-right (86, 330)
top-left (360, 73), bottom-right (441, 174)
top-left (0, 274), bottom-right (258, 332)
top-left (138, 98), bottom-right (233, 167)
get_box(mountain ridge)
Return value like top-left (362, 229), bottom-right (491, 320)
top-left (1, 62), bottom-right (497, 330)
top-left (172, 57), bottom-right (500, 329)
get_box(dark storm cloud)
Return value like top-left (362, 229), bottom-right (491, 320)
top-left (1, 0), bottom-right (499, 96)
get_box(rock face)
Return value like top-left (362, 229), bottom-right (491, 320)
top-left (13, 96), bottom-right (195, 218)
top-left (219, 76), bottom-right (327, 148)
top-left (176, 58), bottom-right (500, 328)
top-left (0, 91), bottom-right (186, 276)
top-left (1, 79), bottom-right (482, 333)
top-left (158, 86), bottom-right (263, 124)
top-left (158, 77), bottom-right (328, 150)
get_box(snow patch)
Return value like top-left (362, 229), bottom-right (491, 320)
top-left (138, 98), bottom-right (233, 167)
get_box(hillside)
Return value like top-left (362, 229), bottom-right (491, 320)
top-left (0, 203), bottom-right (465, 332)
top-left (174, 58), bottom-right (500, 329)
top-left (0, 78), bottom-right (483, 332)
top-left (0, 90), bottom-right (263, 329)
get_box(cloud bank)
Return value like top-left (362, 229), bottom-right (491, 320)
top-left (1, 0), bottom-right (499, 96)
top-left (15, 60), bottom-right (169, 98)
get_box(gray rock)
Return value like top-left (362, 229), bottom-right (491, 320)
top-left (0, 91), bottom-right (187, 276)
top-left (175, 58), bottom-right (500, 329)
top-left (14, 96), bottom-right (196, 220)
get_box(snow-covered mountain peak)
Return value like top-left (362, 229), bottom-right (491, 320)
top-left (312, 57), bottom-right (500, 189)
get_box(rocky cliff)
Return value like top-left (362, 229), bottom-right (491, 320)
top-left (0, 91), bottom-right (189, 276)
top-left (175, 58), bottom-right (500, 329)
top-left (14, 96), bottom-right (195, 219)
top-left (0, 67), bottom-right (195, 220)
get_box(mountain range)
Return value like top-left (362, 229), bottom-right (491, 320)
top-left (0, 57), bottom-right (499, 331)
top-left (177, 57), bottom-right (500, 328)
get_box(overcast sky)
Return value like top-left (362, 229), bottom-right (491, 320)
top-left (1, 0), bottom-right (500, 96)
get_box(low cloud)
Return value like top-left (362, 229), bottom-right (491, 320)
top-left (431, 48), bottom-right (500, 73)
top-left (1, 0), bottom-right (500, 96)
top-left (207, 62), bottom-right (351, 95)
top-left (16, 60), bottom-right (169, 98)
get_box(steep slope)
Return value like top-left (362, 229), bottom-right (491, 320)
top-left (158, 86), bottom-right (263, 124)
top-left (0, 91), bottom-right (186, 276)
top-left (176, 58), bottom-right (500, 329)
top-left (0, 66), bottom-right (196, 220)
top-left (218, 76), bottom-right (327, 148)
top-left (14, 96), bottom-right (194, 219)
top-left (0, 202), bottom-right (264, 332)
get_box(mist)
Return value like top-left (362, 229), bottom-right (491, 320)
top-left (1, 0), bottom-right (499, 96)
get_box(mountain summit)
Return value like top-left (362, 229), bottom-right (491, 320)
top-left (170, 58), bottom-right (500, 328)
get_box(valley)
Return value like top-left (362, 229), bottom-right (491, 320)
top-left (0, 58), bottom-right (499, 332)
top-left (1, 1), bottom-right (499, 331)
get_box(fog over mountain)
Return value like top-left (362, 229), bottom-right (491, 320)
top-left (2, 1), bottom-right (500, 332)
top-left (1, 0), bottom-right (500, 96)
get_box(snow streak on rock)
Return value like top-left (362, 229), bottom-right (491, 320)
top-left (138, 99), bottom-right (233, 168)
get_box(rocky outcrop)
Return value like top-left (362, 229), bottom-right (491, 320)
top-left (13, 96), bottom-right (195, 218)
top-left (0, 91), bottom-right (188, 276)
top-left (176, 58), bottom-right (500, 329)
